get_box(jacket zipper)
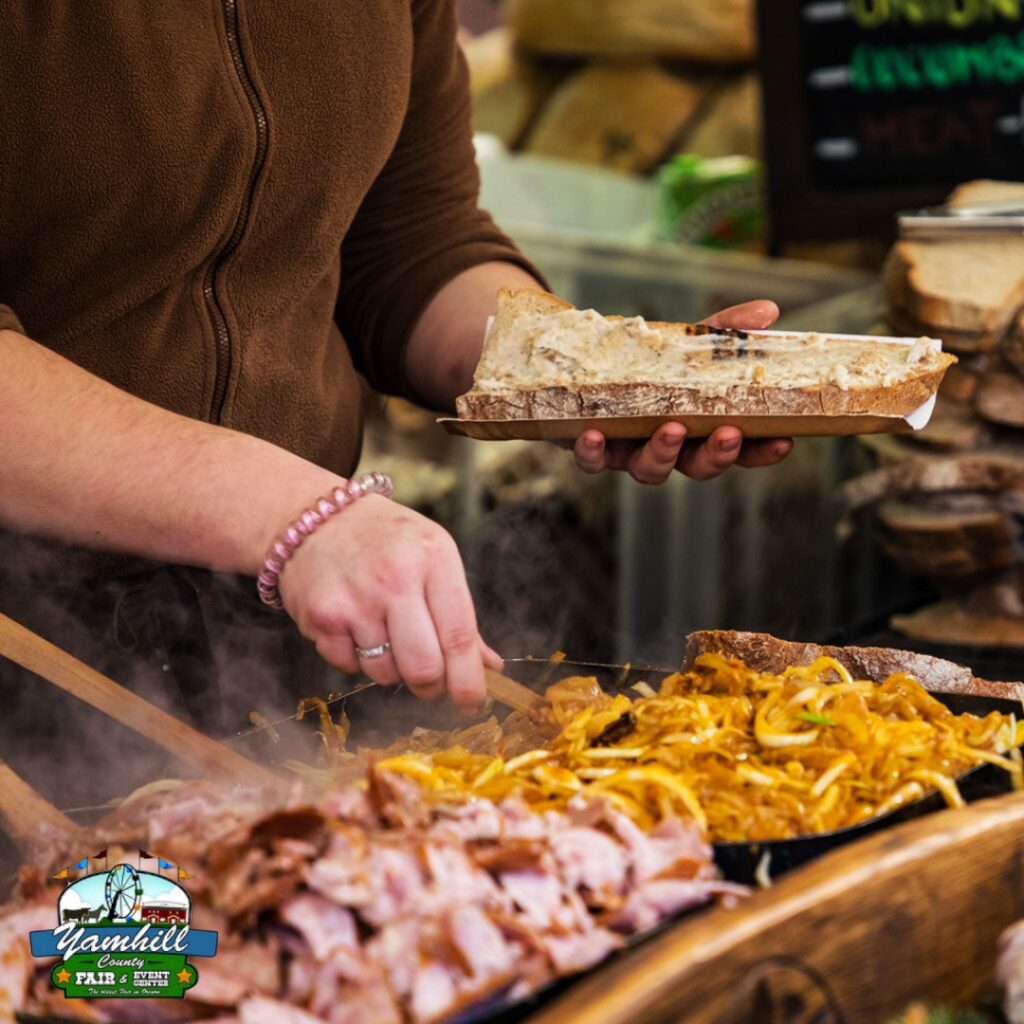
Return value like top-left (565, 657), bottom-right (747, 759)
top-left (205, 0), bottom-right (269, 423)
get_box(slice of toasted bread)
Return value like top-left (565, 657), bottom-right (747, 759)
top-left (840, 452), bottom-right (1024, 511)
top-left (976, 371), bottom-right (1024, 429)
top-left (892, 602), bottom-right (1024, 649)
top-left (886, 300), bottom-right (1004, 355)
top-left (1002, 310), bottom-right (1024, 379)
top-left (876, 499), bottom-right (1016, 579)
top-left (888, 182), bottom-right (1024, 339)
top-left (890, 238), bottom-right (1024, 337)
top-left (457, 288), bottom-right (955, 421)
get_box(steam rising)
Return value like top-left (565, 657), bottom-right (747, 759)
top-left (0, 548), bottom-right (333, 871)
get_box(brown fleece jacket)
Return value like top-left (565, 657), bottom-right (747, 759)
top-left (0, 1), bottom-right (534, 579)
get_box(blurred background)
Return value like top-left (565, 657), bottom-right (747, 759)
top-left (357, 0), bottom-right (1024, 677)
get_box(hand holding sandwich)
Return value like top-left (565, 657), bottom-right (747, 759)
top-left (410, 265), bottom-right (794, 486)
top-left (572, 300), bottom-right (794, 483)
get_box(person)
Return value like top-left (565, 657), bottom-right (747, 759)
top-left (0, 3), bottom-right (790, 805)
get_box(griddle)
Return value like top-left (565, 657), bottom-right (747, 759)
top-left (231, 657), bottom-right (1024, 885)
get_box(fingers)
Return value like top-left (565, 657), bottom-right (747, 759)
top-left (576, 427), bottom-right (691, 483)
top-left (625, 423), bottom-right (686, 485)
top-left (313, 632), bottom-right (360, 676)
top-left (480, 639), bottom-right (504, 671)
top-left (349, 629), bottom-right (402, 687)
top-left (736, 437), bottom-right (794, 469)
top-left (575, 426), bottom-right (792, 482)
top-left (425, 546), bottom-right (488, 712)
top-left (673, 426), bottom-right (743, 480)
top-left (701, 300), bottom-right (779, 331)
top-left (574, 430), bottom-right (608, 474)
top-left (386, 599), bottom-right (446, 701)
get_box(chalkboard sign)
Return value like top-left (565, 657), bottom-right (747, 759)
top-left (758, 0), bottom-right (1024, 246)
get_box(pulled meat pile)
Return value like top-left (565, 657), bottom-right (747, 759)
top-left (1, 768), bottom-right (742, 1023)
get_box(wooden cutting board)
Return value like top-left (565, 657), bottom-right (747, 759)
top-left (526, 791), bottom-right (1024, 1024)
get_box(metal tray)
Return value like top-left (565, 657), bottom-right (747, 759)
top-left (234, 658), bottom-right (1024, 886)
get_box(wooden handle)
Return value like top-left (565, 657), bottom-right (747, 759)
top-left (485, 668), bottom-right (547, 717)
top-left (0, 758), bottom-right (77, 855)
top-left (0, 612), bottom-right (281, 790)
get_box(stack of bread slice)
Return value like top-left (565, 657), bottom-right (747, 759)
top-left (846, 180), bottom-right (1024, 645)
top-left (886, 180), bottom-right (1024, 423)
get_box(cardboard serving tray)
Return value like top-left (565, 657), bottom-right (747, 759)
top-left (439, 403), bottom-right (935, 442)
top-left (441, 328), bottom-right (945, 442)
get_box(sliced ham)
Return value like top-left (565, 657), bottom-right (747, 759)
top-left (609, 879), bottom-right (718, 934)
top-left (319, 787), bottom-right (375, 826)
top-left (240, 996), bottom-right (325, 1024)
top-left (6, 770), bottom-right (742, 1024)
top-left (280, 894), bottom-right (359, 962)
top-left (431, 799), bottom-right (504, 843)
top-left (498, 868), bottom-right (569, 931)
top-left (447, 904), bottom-right (517, 980)
top-left (187, 942), bottom-right (279, 1006)
top-left (0, 902), bottom-right (54, 1017)
top-left (408, 960), bottom-right (459, 1024)
top-left (360, 845), bottom-right (429, 928)
top-left (604, 807), bottom-right (712, 883)
top-left (541, 926), bottom-right (622, 974)
top-left (364, 919), bottom-right (422, 1001)
top-left (548, 825), bottom-right (629, 904)
top-left (420, 841), bottom-right (501, 909)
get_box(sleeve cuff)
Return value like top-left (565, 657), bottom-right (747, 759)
top-left (369, 240), bottom-right (547, 403)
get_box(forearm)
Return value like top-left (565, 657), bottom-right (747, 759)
top-left (404, 261), bottom-right (542, 411)
top-left (0, 329), bottom-right (343, 575)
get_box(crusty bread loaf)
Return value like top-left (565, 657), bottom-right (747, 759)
top-left (678, 72), bottom-right (761, 160)
top-left (682, 630), bottom-right (982, 691)
top-left (456, 288), bottom-right (955, 421)
top-left (521, 63), bottom-right (708, 174)
top-left (506, 0), bottom-right (756, 63)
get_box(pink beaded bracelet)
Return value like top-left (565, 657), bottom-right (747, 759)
top-left (256, 471), bottom-right (394, 609)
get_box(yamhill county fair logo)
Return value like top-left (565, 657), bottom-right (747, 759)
top-left (29, 850), bottom-right (218, 999)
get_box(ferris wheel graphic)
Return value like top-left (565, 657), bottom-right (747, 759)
top-left (104, 864), bottom-right (144, 922)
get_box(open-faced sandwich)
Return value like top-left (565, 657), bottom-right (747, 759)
top-left (454, 288), bottom-right (956, 434)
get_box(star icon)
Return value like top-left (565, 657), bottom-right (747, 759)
top-left (55, 967), bottom-right (71, 985)
top-left (176, 966), bottom-right (192, 984)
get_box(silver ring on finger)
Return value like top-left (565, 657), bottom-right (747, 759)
top-left (355, 641), bottom-right (392, 660)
